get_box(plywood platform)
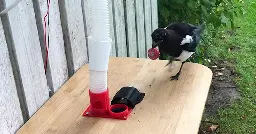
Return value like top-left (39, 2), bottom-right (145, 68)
top-left (17, 57), bottom-right (212, 134)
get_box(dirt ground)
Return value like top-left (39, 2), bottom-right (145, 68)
top-left (198, 60), bottom-right (241, 133)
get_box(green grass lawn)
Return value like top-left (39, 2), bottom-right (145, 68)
top-left (206, 1), bottom-right (256, 133)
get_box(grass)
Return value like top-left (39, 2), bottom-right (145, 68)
top-left (205, 1), bottom-right (256, 133)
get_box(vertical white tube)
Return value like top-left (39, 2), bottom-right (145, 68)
top-left (88, 0), bottom-right (111, 93)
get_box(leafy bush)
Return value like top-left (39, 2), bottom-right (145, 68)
top-left (157, 0), bottom-right (245, 64)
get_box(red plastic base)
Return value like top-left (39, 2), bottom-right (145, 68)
top-left (83, 89), bottom-right (132, 120)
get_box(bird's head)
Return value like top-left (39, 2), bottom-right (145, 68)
top-left (151, 28), bottom-right (168, 48)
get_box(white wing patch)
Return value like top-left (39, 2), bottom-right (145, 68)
top-left (176, 50), bottom-right (194, 62)
top-left (180, 35), bottom-right (193, 45)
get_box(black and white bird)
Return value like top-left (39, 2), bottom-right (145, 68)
top-left (151, 22), bottom-right (205, 80)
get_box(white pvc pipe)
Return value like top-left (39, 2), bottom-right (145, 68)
top-left (88, 0), bottom-right (112, 93)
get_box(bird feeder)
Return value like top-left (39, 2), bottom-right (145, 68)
top-left (83, 0), bottom-right (144, 120)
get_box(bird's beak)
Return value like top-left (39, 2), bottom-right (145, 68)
top-left (152, 40), bottom-right (163, 48)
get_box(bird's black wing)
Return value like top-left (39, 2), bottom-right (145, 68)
top-left (165, 22), bottom-right (197, 37)
top-left (159, 29), bottom-right (184, 57)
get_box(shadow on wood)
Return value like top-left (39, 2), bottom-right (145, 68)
top-left (16, 57), bottom-right (212, 134)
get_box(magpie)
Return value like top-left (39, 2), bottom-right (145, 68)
top-left (151, 22), bottom-right (205, 80)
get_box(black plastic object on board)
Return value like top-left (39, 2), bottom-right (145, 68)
top-left (111, 87), bottom-right (145, 109)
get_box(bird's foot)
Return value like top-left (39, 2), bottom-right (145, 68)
top-left (170, 73), bottom-right (180, 80)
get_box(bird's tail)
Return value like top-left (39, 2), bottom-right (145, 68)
top-left (196, 22), bottom-right (206, 33)
top-left (193, 22), bottom-right (206, 44)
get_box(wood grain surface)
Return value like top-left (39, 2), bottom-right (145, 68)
top-left (17, 57), bottom-right (212, 134)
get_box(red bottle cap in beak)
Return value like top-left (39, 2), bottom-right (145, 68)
top-left (148, 48), bottom-right (160, 60)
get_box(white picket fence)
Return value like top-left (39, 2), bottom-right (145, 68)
top-left (0, 0), bottom-right (158, 133)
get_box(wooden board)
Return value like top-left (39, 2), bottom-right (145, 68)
top-left (4, 0), bottom-right (49, 117)
top-left (17, 57), bottom-right (212, 134)
top-left (59, 0), bottom-right (88, 74)
top-left (36, 0), bottom-right (68, 92)
top-left (81, 0), bottom-right (92, 37)
top-left (81, 0), bottom-right (91, 60)
top-left (144, 0), bottom-right (152, 57)
top-left (0, 19), bottom-right (24, 134)
top-left (135, 0), bottom-right (146, 58)
top-left (125, 0), bottom-right (138, 57)
top-left (112, 0), bottom-right (127, 57)
top-left (108, 0), bottom-right (117, 57)
top-left (151, 0), bottom-right (158, 31)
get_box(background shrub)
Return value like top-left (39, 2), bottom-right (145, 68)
top-left (157, 0), bottom-right (245, 64)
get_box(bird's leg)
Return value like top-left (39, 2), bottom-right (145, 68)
top-left (165, 56), bottom-right (174, 66)
top-left (170, 61), bottom-right (185, 80)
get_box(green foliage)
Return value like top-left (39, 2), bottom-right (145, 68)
top-left (158, 0), bottom-right (245, 28)
top-left (157, 0), bottom-right (246, 64)
top-left (205, 1), bottom-right (256, 132)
